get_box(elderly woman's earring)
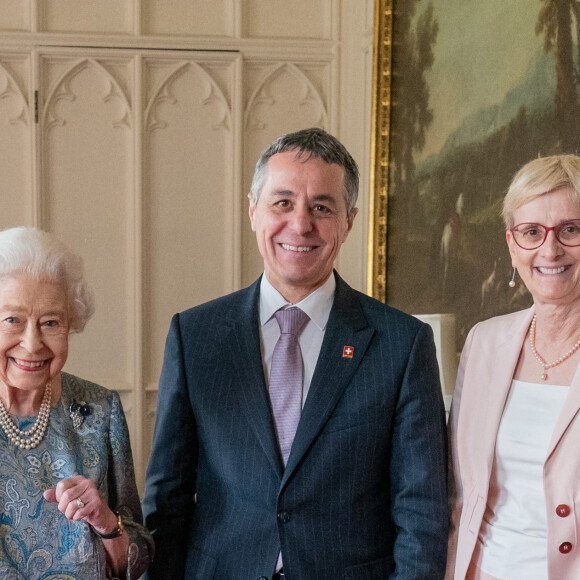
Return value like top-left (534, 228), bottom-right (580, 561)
top-left (509, 268), bottom-right (516, 288)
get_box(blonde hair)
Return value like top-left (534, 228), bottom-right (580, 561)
top-left (502, 154), bottom-right (580, 229)
top-left (0, 227), bottom-right (94, 332)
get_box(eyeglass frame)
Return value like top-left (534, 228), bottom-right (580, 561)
top-left (509, 218), bottom-right (580, 250)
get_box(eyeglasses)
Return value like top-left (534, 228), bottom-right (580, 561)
top-left (510, 219), bottom-right (580, 250)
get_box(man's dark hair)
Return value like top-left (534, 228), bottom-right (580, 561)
top-left (250, 127), bottom-right (359, 217)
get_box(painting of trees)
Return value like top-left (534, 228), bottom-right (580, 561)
top-left (384, 0), bottom-right (580, 352)
top-left (536, 0), bottom-right (580, 152)
top-left (389, 1), bottom-right (438, 231)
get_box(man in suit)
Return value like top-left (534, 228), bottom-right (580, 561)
top-left (143, 128), bottom-right (448, 579)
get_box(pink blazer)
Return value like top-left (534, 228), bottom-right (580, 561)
top-left (446, 307), bottom-right (580, 579)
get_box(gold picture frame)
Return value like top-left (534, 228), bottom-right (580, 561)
top-left (367, 0), bottom-right (392, 303)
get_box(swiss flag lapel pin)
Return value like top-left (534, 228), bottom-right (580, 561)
top-left (342, 345), bottom-right (354, 359)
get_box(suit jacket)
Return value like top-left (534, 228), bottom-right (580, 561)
top-left (446, 307), bottom-right (580, 579)
top-left (143, 273), bottom-right (448, 579)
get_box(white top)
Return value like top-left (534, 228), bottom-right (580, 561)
top-left (258, 272), bottom-right (335, 406)
top-left (476, 379), bottom-right (569, 579)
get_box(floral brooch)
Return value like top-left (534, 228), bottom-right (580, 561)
top-left (69, 399), bottom-right (92, 430)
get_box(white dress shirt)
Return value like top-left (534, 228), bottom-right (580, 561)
top-left (258, 272), bottom-right (335, 406)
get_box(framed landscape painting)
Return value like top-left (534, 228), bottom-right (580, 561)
top-left (370, 0), bottom-right (580, 355)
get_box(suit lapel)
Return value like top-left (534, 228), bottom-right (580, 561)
top-left (282, 275), bottom-right (374, 485)
top-left (228, 278), bottom-right (284, 477)
top-left (479, 308), bottom-right (535, 477)
top-left (547, 355), bottom-right (580, 459)
top-left (473, 304), bottom-right (580, 472)
top-left (469, 305), bottom-right (580, 466)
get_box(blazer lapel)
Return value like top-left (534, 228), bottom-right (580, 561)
top-left (282, 275), bottom-right (374, 485)
top-left (479, 308), bottom-right (535, 476)
top-left (547, 355), bottom-right (580, 459)
top-left (228, 279), bottom-right (284, 477)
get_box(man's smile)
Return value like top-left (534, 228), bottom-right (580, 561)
top-left (280, 243), bottom-right (316, 252)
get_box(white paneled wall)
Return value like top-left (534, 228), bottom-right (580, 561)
top-left (0, 0), bottom-right (373, 491)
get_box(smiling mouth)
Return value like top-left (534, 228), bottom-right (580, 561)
top-left (12, 358), bottom-right (47, 369)
top-left (280, 243), bottom-right (315, 252)
top-left (536, 266), bottom-right (567, 275)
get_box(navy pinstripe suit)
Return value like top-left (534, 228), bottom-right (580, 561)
top-left (143, 273), bottom-right (448, 579)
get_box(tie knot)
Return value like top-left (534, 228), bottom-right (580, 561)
top-left (274, 307), bottom-right (309, 336)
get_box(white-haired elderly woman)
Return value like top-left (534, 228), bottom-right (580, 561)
top-left (446, 154), bottom-right (580, 579)
top-left (0, 227), bottom-right (153, 579)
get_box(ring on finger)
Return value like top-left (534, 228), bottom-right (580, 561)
top-left (76, 497), bottom-right (85, 508)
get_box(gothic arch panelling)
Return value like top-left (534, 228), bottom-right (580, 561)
top-left (42, 58), bottom-right (132, 130)
top-left (143, 55), bottom-right (238, 396)
top-left (0, 60), bottom-right (29, 125)
top-left (145, 60), bottom-right (231, 132)
top-left (41, 54), bottom-right (134, 405)
top-left (244, 62), bottom-right (327, 131)
top-left (0, 54), bottom-right (31, 230)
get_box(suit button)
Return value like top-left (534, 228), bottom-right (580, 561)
top-left (556, 504), bottom-right (571, 517)
top-left (277, 511), bottom-right (291, 523)
top-left (559, 542), bottom-right (573, 554)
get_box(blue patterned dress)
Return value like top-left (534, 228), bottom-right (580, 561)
top-left (0, 372), bottom-right (153, 579)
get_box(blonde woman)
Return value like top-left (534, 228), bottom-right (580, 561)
top-left (447, 155), bottom-right (580, 579)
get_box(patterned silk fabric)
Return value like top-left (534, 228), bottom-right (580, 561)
top-left (0, 372), bottom-right (153, 579)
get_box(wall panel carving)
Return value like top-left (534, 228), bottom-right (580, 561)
top-left (144, 56), bottom-right (237, 390)
top-left (41, 56), bottom-right (134, 406)
top-left (0, 54), bottom-right (31, 230)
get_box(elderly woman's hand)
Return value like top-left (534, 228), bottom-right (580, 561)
top-left (43, 475), bottom-right (118, 536)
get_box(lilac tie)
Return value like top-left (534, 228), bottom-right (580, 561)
top-left (269, 307), bottom-right (309, 466)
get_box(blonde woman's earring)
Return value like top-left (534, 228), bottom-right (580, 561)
top-left (508, 268), bottom-right (516, 288)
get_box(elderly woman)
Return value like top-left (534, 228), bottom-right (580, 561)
top-left (447, 154), bottom-right (580, 580)
top-left (0, 227), bottom-right (153, 579)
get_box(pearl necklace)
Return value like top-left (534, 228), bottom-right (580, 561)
top-left (0, 383), bottom-right (52, 449)
top-left (529, 315), bottom-right (580, 381)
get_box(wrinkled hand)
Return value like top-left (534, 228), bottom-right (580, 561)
top-left (43, 475), bottom-right (117, 536)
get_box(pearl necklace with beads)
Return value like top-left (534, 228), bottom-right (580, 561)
top-left (0, 382), bottom-right (52, 449)
top-left (529, 315), bottom-right (580, 381)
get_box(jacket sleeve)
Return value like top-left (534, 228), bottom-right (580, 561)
top-left (107, 390), bottom-right (155, 578)
top-left (389, 322), bottom-right (450, 579)
top-left (142, 313), bottom-right (198, 580)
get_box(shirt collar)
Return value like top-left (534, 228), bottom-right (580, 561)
top-left (259, 272), bottom-right (336, 331)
